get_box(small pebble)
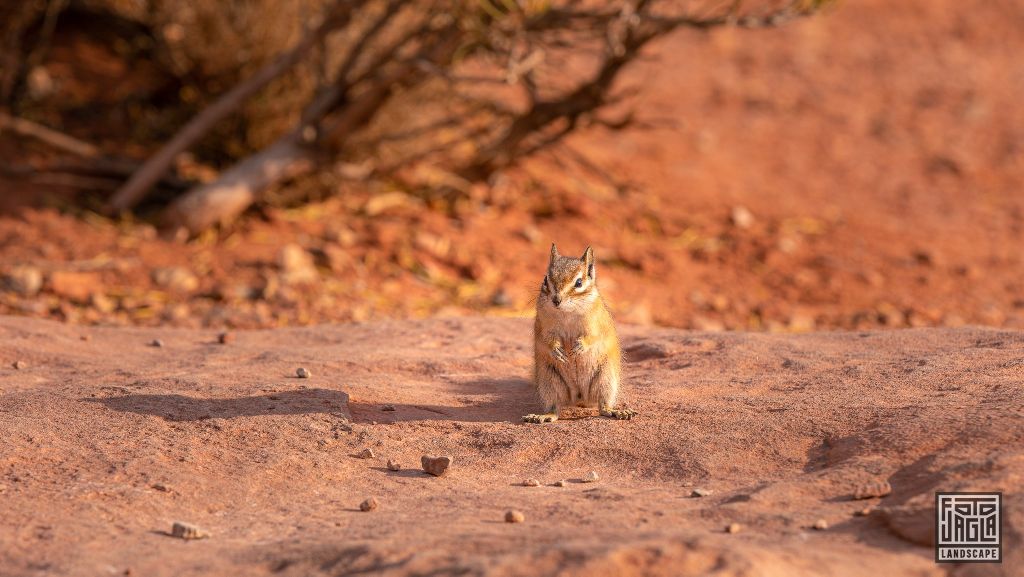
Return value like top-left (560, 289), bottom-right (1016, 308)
top-left (731, 206), bottom-right (755, 229)
top-left (421, 455), bottom-right (453, 477)
top-left (217, 332), bottom-right (234, 344)
top-left (553, 480), bottom-right (567, 487)
top-left (505, 510), bottom-right (525, 523)
top-left (296, 367), bottom-right (311, 378)
top-left (80, 335), bottom-right (91, 341)
top-left (359, 497), bottom-right (378, 512)
top-left (150, 339), bottom-right (164, 348)
top-left (170, 521), bottom-right (210, 540)
top-left (691, 488), bottom-right (713, 497)
top-left (726, 523), bottom-right (742, 534)
top-left (381, 404), bottom-right (396, 411)
top-left (854, 507), bottom-right (873, 517)
top-left (582, 471), bottom-right (599, 483)
top-left (522, 478), bottom-right (541, 487)
top-left (813, 519), bottom-right (829, 531)
top-left (12, 360), bottom-right (27, 370)
top-left (386, 459), bottom-right (401, 471)
top-left (357, 448), bottom-right (375, 459)
top-left (853, 480), bottom-right (892, 500)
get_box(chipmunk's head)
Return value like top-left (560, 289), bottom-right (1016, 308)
top-left (540, 244), bottom-right (598, 312)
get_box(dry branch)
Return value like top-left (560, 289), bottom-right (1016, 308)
top-left (0, 112), bottom-right (99, 157)
top-left (107, 0), bottom-right (359, 213)
top-left (163, 133), bottom-right (314, 233)
top-left (164, 37), bottom-right (450, 234)
top-left (112, 0), bottom-right (833, 235)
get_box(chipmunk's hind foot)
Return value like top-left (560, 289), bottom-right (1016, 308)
top-left (523, 412), bottom-right (559, 423)
top-left (600, 407), bottom-right (637, 420)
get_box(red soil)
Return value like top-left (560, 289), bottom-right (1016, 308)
top-left (0, 316), bottom-right (1020, 576)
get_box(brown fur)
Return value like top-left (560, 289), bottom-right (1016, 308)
top-left (523, 244), bottom-right (635, 423)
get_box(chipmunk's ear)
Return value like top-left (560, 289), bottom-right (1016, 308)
top-left (582, 245), bottom-right (595, 279)
top-left (549, 243), bottom-right (560, 266)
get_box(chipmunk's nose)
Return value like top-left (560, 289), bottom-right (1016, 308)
top-left (552, 295), bottom-right (562, 307)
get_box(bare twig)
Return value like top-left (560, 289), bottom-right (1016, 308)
top-left (0, 112), bottom-right (99, 157)
top-left (25, 172), bottom-right (123, 190)
top-left (24, 0), bottom-right (68, 74)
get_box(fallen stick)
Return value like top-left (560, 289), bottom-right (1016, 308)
top-left (163, 132), bottom-right (314, 233)
top-left (163, 76), bottom-right (401, 235)
top-left (164, 30), bottom-right (451, 235)
top-left (0, 112), bottom-right (99, 158)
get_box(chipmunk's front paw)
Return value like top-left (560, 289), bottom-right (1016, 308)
top-left (571, 338), bottom-right (586, 355)
top-left (523, 413), bottom-right (559, 424)
top-left (551, 346), bottom-right (568, 363)
top-left (600, 408), bottom-right (637, 420)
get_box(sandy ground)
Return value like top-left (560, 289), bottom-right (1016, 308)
top-left (0, 316), bottom-right (1021, 576)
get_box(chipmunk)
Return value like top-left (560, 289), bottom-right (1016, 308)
top-left (523, 244), bottom-right (636, 423)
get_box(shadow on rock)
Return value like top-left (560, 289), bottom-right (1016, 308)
top-left (84, 388), bottom-right (349, 421)
top-left (349, 377), bottom-right (534, 424)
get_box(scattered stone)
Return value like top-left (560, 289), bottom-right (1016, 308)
top-left (731, 206), bottom-right (755, 229)
top-left (12, 360), bottom-right (27, 370)
top-left (855, 507), bottom-right (873, 517)
top-left (813, 519), bottom-right (829, 531)
top-left (726, 523), bottom-right (742, 534)
top-left (151, 483), bottom-right (169, 492)
top-left (504, 510), bottom-right (525, 523)
top-left (357, 448), bottom-right (375, 459)
top-left (279, 244), bottom-right (319, 285)
top-left (693, 316), bottom-right (726, 332)
top-left (296, 367), bottom-right (311, 378)
top-left (582, 471), bottom-right (600, 483)
top-left (90, 293), bottom-right (115, 314)
top-left (359, 497), bottom-right (378, 512)
top-left (853, 480), bottom-right (892, 500)
top-left (691, 488), bottom-right (713, 497)
top-left (879, 493), bottom-right (933, 545)
top-left (788, 311), bottom-right (817, 333)
top-left (80, 334), bottom-right (91, 341)
top-left (170, 521), bottom-right (210, 540)
top-left (150, 339), bottom-right (164, 348)
top-left (522, 478), bottom-right (541, 487)
top-left (490, 288), bottom-right (512, 307)
top-left (152, 267), bottom-right (199, 294)
top-left (553, 480), bottom-right (567, 487)
top-left (364, 192), bottom-right (418, 217)
top-left (49, 270), bottom-right (101, 302)
top-left (381, 404), bottom-right (396, 411)
top-left (386, 459), bottom-right (401, 471)
top-left (26, 66), bottom-right (54, 99)
top-left (217, 332), bottom-right (234, 344)
top-left (325, 225), bottom-right (358, 247)
top-left (421, 455), bottom-right (452, 477)
top-left (2, 266), bottom-right (43, 297)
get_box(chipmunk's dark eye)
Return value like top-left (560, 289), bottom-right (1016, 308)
top-left (574, 278), bottom-right (583, 289)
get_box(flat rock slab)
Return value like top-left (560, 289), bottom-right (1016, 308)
top-left (0, 316), bottom-right (1021, 576)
